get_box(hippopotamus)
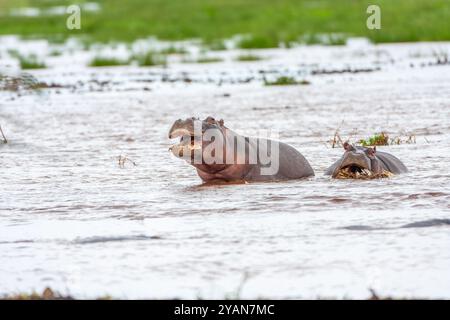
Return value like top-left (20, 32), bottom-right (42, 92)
top-left (325, 142), bottom-right (407, 179)
top-left (168, 116), bottom-right (314, 183)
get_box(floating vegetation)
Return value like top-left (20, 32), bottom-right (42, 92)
top-left (89, 56), bottom-right (129, 67)
top-left (335, 167), bottom-right (394, 179)
top-left (195, 56), bottom-right (223, 63)
top-left (264, 76), bottom-right (310, 86)
top-left (118, 155), bottom-right (137, 168)
top-left (359, 132), bottom-right (389, 146)
top-left (329, 128), bottom-right (416, 148)
top-left (0, 72), bottom-right (59, 91)
top-left (207, 40), bottom-right (227, 51)
top-left (311, 67), bottom-right (380, 75)
top-left (300, 33), bottom-right (348, 45)
top-left (359, 132), bottom-right (416, 146)
top-left (17, 54), bottom-right (46, 69)
top-left (0, 287), bottom-right (72, 300)
top-left (132, 51), bottom-right (167, 67)
top-left (159, 46), bottom-right (187, 55)
top-left (49, 49), bottom-right (63, 57)
top-left (235, 53), bottom-right (263, 61)
top-left (0, 287), bottom-right (113, 300)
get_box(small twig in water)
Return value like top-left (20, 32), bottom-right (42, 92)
top-left (118, 155), bottom-right (137, 168)
top-left (0, 125), bottom-right (7, 143)
top-left (330, 121), bottom-right (345, 148)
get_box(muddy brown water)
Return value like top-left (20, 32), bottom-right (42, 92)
top-left (0, 39), bottom-right (449, 298)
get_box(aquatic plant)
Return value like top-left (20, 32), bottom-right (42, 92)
top-left (359, 132), bottom-right (389, 146)
top-left (195, 57), bottom-right (223, 63)
top-left (329, 127), bottom-right (416, 148)
top-left (207, 40), bottom-right (227, 51)
top-left (17, 54), bottom-right (46, 69)
top-left (159, 46), bottom-right (187, 55)
top-left (89, 56), bottom-right (129, 67)
top-left (264, 76), bottom-right (310, 86)
top-left (131, 52), bottom-right (167, 67)
top-left (118, 155), bottom-right (137, 168)
top-left (238, 35), bottom-right (279, 49)
top-left (235, 53), bottom-right (263, 61)
top-left (182, 56), bottom-right (223, 64)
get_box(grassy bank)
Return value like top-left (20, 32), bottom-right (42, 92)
top-left (0, 0), bottom-right (449, 47)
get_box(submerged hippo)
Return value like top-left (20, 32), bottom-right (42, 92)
top-left (169, 116), bottom-right (314, 183)
top-left (325, 142), bottom-right (407, 179)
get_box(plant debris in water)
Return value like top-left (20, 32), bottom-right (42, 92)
top-left (264, 76), bottom-right (310, 86)
top-left (335, 167), bottom-right (394, 179)
top-left (195, 57), bottom-right (223, 63)
top-left (1, 287), bottom-right (73, 300)
top-left (89, 56), bottom-right (129, 67)
top-left (359, 132), bottom-right (416, 146)
top-left (235, 53), bottom-right (263, 61)
top-left (0, 125), bottom-right (7, 144)
top-left (118, 155), bottom-right (137, 168)
top-left (131, 51), bottom-right (167, 66)
top-left (329, 126), bottom-right (416, 148)
top-left (0, 72), bottom-right (61, 91)
top-left (8, 51), bottom-right (46, 69)
top-left (359, 132), bottom-right (389, 146)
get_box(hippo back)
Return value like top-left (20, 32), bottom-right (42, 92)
top-left (374, 151), bottom-right (408, 174)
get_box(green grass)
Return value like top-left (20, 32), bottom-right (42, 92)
top-left (235, 53), bottom-right (263, 61)
top-left (131, 51), bottom-right (167, 66)
top-left (8, 50), bottom-right (47, 69)
top-left (159, 46), bottom-right (187, 55)
top-left (183, 56), bottom-right (223, 64)
top-left (18, 54), bottom-right (46, 69)
top-left (89, 56), bottom-right (129, 67)
top-left (264, 76), bottom-right (310, 86)
top-left (196, 57), bottom-right (223, 63)
top-left (206, 40), bottom-right (227, 51)
top-left (0, 0), bottom-right (449, 47)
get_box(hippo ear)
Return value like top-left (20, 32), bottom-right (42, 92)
top-left (205, 116), bottom-right (215, 124)
top-left (373, 146), bottom-right (376, 152)
top-left (343, 141), bottom-right (351, 151)
top-left (218, 119), bottom-right (224, 126)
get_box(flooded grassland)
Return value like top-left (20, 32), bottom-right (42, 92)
top-left (0, 38), bottom-right (449, 299)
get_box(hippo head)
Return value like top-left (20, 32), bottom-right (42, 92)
top-left (168, 116), bottom-right (230, 173)
top-left (332, 142), bottom-right (384, 178)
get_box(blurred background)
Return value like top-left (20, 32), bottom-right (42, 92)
top-left (0, 0), bottom-right (449, 47)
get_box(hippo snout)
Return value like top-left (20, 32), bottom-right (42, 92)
top-left (332, 151), bottom-right (372, 178)
top-left (168, 118), bottom-right (196, 139)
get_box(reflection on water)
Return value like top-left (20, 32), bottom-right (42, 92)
top-left (0, 40), bottom-right (449, 298)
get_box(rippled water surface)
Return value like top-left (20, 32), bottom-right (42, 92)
top-left (1, 39), bottom-right (449, 298)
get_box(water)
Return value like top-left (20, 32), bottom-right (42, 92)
top-left (1, 39), bottom-right (449, 298)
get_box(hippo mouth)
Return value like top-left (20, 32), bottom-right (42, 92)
top-left (168, 128), bottom-right (202, 158)
top-left (335, 164), bottom-right (392, 179)
top-left (336, 164), bottom-right (371, 179)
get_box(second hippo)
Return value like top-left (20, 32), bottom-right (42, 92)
top-left (325, 142), bottom-right (407, 179)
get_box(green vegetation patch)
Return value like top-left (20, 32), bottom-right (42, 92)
top-left (0, 0), bottom-right (449, 47)
top-left (264, 76), bottom-right (310, 86)
top-left (131, 52), bottom-right (167, 66)
top-left (359, 132), bottom-right (389, 146)
top-left (89, 56), bottom-right (129, 67)
top-left (10, 51), bottom-right (47, 69)
top-left (235, 53), bottom-right (263, 62)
